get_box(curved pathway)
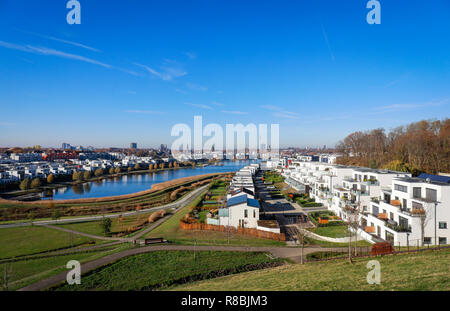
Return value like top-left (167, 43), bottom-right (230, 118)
top-left (0, 185), bottom-right (208, 229)
top-left (300, 228), bottom-right (365, 243)
top-left (18, 244), bottom-right (355, 291)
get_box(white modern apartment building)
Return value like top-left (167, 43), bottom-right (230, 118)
top-left (360, 175), bottom-right (450, 246)
top-left (277, 158), bottom-right (450, 246)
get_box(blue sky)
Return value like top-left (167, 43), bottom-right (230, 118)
top-left (0, 0), bottom-right (449, 148)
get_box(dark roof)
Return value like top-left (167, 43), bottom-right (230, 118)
top-left (226, 194), bottom-right (248, 207)
top-left (417, 173), bottom-right (450, 184)
top-left (247, 198), bottom-right (260, 208)
top-left (226, 194), bottom-right (260, 209)
top-left (242, 187), bottom-right (254, 196)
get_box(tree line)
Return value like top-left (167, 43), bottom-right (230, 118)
top-left (17, 161), bottom-right (186, 191)
top-left (335, 118), bottom-right (450, 175)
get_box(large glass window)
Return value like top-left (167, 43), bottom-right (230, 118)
top-left (244, 210), bottom-right (248, 218)
top-left (413, 187), bottom-right (421, 198)
top-left (394, 184), bottom-right (408, 192)
top-left (399, 216), bottom-right (409, 229)
top-left (372, 205), bottom-right (379, 217)
top-left (426, 188), bottom-right (437, 202)
top-left (439, 222), bottom-right (447, 229)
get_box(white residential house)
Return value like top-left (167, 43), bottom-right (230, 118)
top-left (214, 194), bottom-right (260, 229)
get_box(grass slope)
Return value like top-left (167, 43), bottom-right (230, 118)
top-left (0, 226), bottom-right (100, 259)
top-left (52, 250), bottom-right (282, 291)
top-left (145, 190), bottom-right (285, 247)
top-left (174, 248), bottom-right (450, 291)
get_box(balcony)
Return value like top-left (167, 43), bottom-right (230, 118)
top-left (378, 213), bottom-right (388, 220)
top-left (386, 223), bottom-right (411, 233)
top-left (365, 226), bottom-right (375, 233)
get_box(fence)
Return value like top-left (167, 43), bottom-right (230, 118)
top-left (179, 221), bottom-right (286, 241)
top-left (305, 242), bottom-right (450, 263)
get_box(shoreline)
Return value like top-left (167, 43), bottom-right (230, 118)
top-left (0, 172), bottom-right (232, 205)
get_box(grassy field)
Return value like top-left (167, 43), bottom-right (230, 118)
top-left (51, 250), bottom-right (283, 291)
top-left (174, 248), bottom-right (450, 291)
top-left (309, 224), bottom-right (350, 238)
top-left (0, 225), bottom-right (101, 259)
top-left (55, 211), bottom-right (158, 237)
top-left (145, 189), bottom-right (285, 247)
top-left (1, 243), bottom-right (135, 291)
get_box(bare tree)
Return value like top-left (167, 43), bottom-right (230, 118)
top-left (345, 201), bottom-right (364, 262)
top-left (413, 206), bottom-right (430, 246)
top-left (286, 224), bottom-right (308, 264)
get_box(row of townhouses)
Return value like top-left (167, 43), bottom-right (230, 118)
top-left (0, 154), bottom-right (173, 184)
top-left (206, 164), bottom-right (281, 234)
top-left (278, 159), bottom-right (450, 246)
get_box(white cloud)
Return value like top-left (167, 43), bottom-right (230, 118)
top-left (185, 103), bottom-right (213, 110)
top-left (124, 110), bottom-right (163, 114)
top-left (260, 105), bottom-right (299, 119)
top-left (212, 101), bottom-right (224, 106)
top-left (16, 29), bottom-right (101, 52)
top-left (0, 40), bottom-right (112, 68)
top-left (375, 99), bottom-right (449, 112)
top-left (186, 82), bottom-right (208, 92)
top-left (183, 51), bottom-right (197, 59)
top-left (221, 110), bottom-right (247, 115)
top-left (134, 62), bottom-right (187, 81)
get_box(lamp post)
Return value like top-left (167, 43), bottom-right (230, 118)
top-left (406, 232), bottom-right (410, 252)
top-left (434, 201), bottom-right (438, 246)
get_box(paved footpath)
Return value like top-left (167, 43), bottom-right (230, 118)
top-left (0, 185), bottom-right (208, 229)
top-left (18, 244), bottom-right (353, 291)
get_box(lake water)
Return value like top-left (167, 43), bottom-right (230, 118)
top-left (42, 160), bottom-right (258, 200)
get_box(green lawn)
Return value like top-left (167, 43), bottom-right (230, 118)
top-left (309, 224), bottom-right (350, 238)
top-left (51, 250), bottom-right (282, 291)
top-left (0, 226), bottom-right (101, 259)
top-left (2, 243), bottom-right (135, 291)
top-left (145, 190), bottom-right (285, 247)
top-left (174, 248), bottom-right (450, 291)
top-left (56, 211), bottom-right (156, 237)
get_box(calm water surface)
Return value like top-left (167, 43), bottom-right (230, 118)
top-left (43, 160), bottom-right (258, 200)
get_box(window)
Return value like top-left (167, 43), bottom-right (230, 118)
top-left (244, 209), bottom-right (248, 218)
top-left (426, 188), bottom-right (437, 202)
top-left (390, 212), bottom-right (394, 220)
top-left (439, 237), bottom-right (447, 245)
top-left (439, 222), bottom-right (447, 229)
top-left (423, 237), bottom-right (432, 245)
top-left (413, 187), bottom-right (421, 199)
top-left (394, 184), bottom-right (407, 193)
top-left (412, 201), bottom-right (423, 210)
top-left (399, 216), bottom-right (408, 229)
top-left (253, 210), bottom-right (256, 218)
top-left (372, 205), bottom-right (379, 217)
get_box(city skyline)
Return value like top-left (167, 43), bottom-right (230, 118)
top-left (1, 1), bottom-right (449, 148)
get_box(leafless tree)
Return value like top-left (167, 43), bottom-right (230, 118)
top-left (287, 224), bottom-right (308, 264)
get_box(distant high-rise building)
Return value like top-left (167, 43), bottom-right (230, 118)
top-left (62, 142), bottom-right (71, 150)
top-left (130, 142), bottom-right (137, 149)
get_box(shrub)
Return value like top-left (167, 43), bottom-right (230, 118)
top-left (19, 178), bottom-right (31, 190)
top-left (30, 178), bottom-right (42, 189)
